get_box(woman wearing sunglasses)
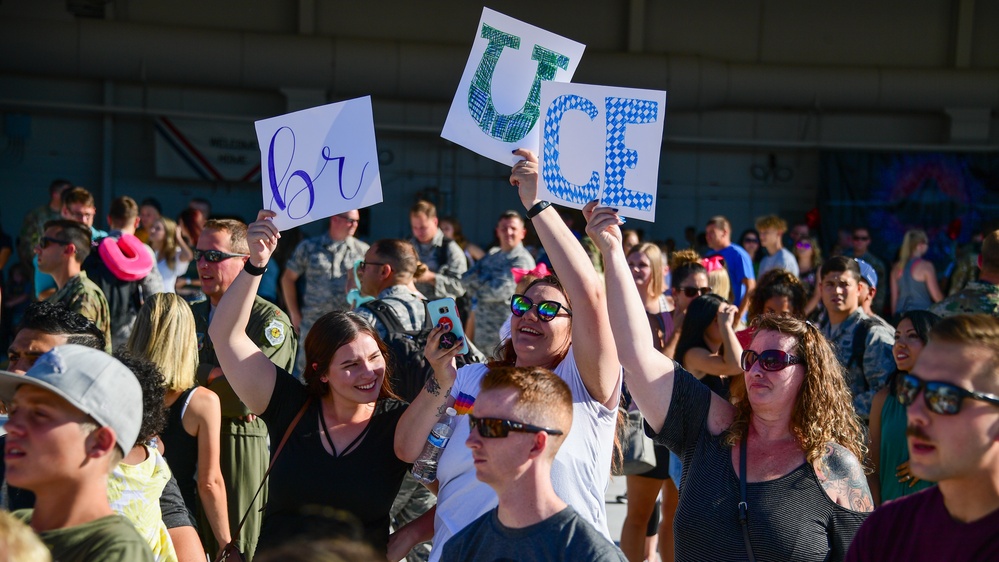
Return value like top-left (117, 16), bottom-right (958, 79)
top-left (208, 210), bottom-right (411, 557)
top-left (868, 310), bottom-right (941, 505)
top-left (394, 149), bottom-right (621, 561)
top-left (586, 205), bottom-right (872, 562)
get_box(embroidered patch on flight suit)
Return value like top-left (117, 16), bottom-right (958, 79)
top-left (264, 319), bottom-right (286, 346)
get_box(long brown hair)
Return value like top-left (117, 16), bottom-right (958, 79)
top-left (488, 275), bottom-right (572, 369)
top-left (724, 314), bottom-right (868, 468)
top-left (303, 311), bottom-right (399, 402)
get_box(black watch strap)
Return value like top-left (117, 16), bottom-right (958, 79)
top-left (243, 261), bottom-right (267, 276)
top-left (527, 200), bottom-right (551, 219)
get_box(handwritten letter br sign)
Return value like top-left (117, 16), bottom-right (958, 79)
top-left (441, 8), bottom-right (585, 165)
top-left (254, 96), bottom-right (383, 231)
top-left (538, 82), bottom-right (667, 223)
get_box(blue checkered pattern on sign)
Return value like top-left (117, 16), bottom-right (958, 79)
top-left (600, 97), bottom-right (658, 211)
top-left (542, 94), bottom-right (600, 204)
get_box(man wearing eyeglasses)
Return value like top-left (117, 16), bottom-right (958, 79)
top-left (191, 218), bottom-right (298, 559)
top-left (34, 219), bottom-right (112, 350)
top-left (844, 226), bottom-right (887, 315)
top-left (846, 314), bottom-right (999, 561)
top-left (281, 210), bottom-right (368, 374)
top-left (441, 366), bottom-right (627, 561)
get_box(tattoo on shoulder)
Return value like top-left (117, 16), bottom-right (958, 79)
top-left (816, 443), bottom-right (874, 513)
top-left (424, 376), bottom-right (442, 396)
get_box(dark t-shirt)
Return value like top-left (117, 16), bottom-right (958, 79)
top-left (258, 369), bottom-right (410, 551)
top-left (651, 364), bottom-right (868, 562)
top-left (441, 506), bottom-right (627, 562)
top-left (846, 486), bottom-right (999, 561)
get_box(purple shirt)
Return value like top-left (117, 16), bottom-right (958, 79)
top-left (846, 486), bottom-right (999, 561)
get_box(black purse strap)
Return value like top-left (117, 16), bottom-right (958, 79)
top-left (228, 398), bottom-right (312, 547)
top-left (739, 436), bottom-right (756, 562)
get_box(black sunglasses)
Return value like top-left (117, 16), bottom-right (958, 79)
top-left (468, 414), bottom-right (564, 438)
top-left (741, 349), bottom-right (804, 372)
top-left (358, 261), bottom-right (386, 270)
top-left (678, 286), bottom-right (712, 298)
top-left (511, 294), bottom-right (571, 322)
top-left (897, 373), bottom-right (999, 416)
top-left (742, 238), bottom-right (759, 244)
top-left (37, 236), bottom-right (71, 249)
top-left (194, 249), bottom-right (249, 263)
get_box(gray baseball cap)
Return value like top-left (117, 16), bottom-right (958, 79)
top-left (0, 344), bottom-right (142, 454)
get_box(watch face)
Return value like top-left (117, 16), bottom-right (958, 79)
top-left (439, 331), bottom-right (457, 350)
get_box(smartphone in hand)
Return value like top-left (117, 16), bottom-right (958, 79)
top-left (426, 297), bottom-right (469, 355)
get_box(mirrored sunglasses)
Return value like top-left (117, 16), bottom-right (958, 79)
top-left (468, 414), bottom-right (564, 438)
top-left (897, 373), bottom-right (999, 416)
top-left (740, 349), bottom-right (804, 372)
top-left (194, 249), bottom-right (250, 263)
top-left (510, 294), bottom-right (571, 322)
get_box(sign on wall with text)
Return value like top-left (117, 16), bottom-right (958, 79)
top-left (254, 96), bottom-right (382, 231)
top-left (538, 82), bottom-right (667, 222)
top-left (154, 117), bottom-right (261, 182)
top-left (441, 7), bottom-right (585, 166)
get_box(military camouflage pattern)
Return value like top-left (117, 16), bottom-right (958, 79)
top-left (820, 308), bottom-right (896, 420)
top-left (410, 229), bottom-right (467, 300)
top-left (286, 234), bottom-right (370, 320)
top-left (354, 285), bottom-right (428, 341)
top-left (463, 243), bottom-right (535, 354)
top-left (930, 281), bottom-right (999, 317)
top-left (49, 271), bottom-right (112, 352)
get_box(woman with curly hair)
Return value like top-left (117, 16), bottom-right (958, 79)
top-left (586, 205), bottom-right (872, 562)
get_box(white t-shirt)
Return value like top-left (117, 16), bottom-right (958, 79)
top-left (429, 347), bottom-right (620, 560)
top-left (156, 248), bottom-right (190, 294)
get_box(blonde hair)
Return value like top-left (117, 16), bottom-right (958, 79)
top-left (127, 293), bottom-right (199, 392)
top-left (898, 229), bottom-right (928, 264)
top-left (669, 248), bottom-right (702, 270)
top-left (708, 268), bottom-right (732, 303)
top-left (755, 215), bottom-right (788, 232)
top-left (0, 511), bottom-right (52, 562)
top-left (724, 314), bottom-right (867, 468)
top-left (628, 242), bottom-right (665, 298)
top-left (153, 217), bottom-right (182, 269)
top-left (480, 366), bottom-right (573, 456)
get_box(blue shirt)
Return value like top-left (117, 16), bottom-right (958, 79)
top-left (709, 245), bottom-right (755, 306)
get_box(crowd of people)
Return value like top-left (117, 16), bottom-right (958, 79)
top-left (0, 164), bottom-right (997, 562)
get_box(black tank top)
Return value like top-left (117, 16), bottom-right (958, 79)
top-left (161, 387), bottom-right (200, 516)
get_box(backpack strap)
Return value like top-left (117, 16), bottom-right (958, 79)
top-left (360, 299), bottom-right (408, 334)
top-left (848, 317), bottom-right (878, 372)
top-left (436, 237), bottom-right (453, 270)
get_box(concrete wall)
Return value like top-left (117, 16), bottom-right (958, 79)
top-left (1, 0), bottom-right (996, 256)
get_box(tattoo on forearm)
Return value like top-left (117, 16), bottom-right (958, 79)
top-left (425, 376), bottom-right (441, 397)
top-left (818, 443), bottom-right (874, 512)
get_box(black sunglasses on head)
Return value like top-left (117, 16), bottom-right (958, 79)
top-left (897, 373), bottom-right (999, 416)
top-left (510, 294), bottom-right (571, 322)
top-left (741, 349), bottom-right (804, 372)
top-left (678, 286), bottom-right (712, 298)
top-left (468, 414), bottom-right (564, 438)
top-left (194, 249), bottom-right (250, 263)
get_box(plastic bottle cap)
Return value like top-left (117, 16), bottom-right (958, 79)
top-left (446, 407), bottom-right (457, 416)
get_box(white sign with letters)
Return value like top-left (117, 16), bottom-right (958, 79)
top-left (254, 96), bottom-right (382, 231)
top-left (538, 82), bottom-right (667, 222)
top-left (441, 7), bottom-right (585, 166)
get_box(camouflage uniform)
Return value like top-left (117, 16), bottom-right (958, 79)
top-left (18, 204), bottom-right (61, 264)
top-left (49, 271), bottom-right (112, 352)
top-left (463, 243), bottom-right (535, 355)
top-left (354, 285), bottom-right (427, 340)
top-left (191, 296), bottom-right (298, 561)
top-left (409, 229), bottom-right (467, 300)
top-left (930, 281), bottom-right (999, 317)
top-left (285, 234), bottom-right (368, 373)
top-left (821, 308), bottom-right (896, 420)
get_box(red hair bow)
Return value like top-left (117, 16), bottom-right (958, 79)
top-left (701, 255), bottom-right (726, 273)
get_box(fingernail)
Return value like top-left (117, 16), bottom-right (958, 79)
top-left (512, 149), bottom-right (518, 153)
top-left (619, 217), bottom-right (627, 224)
top-left (612, 208), bottom-right (620, 212)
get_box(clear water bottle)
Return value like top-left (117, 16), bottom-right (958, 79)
top-left (411, 407), bottom-right (458, 484)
